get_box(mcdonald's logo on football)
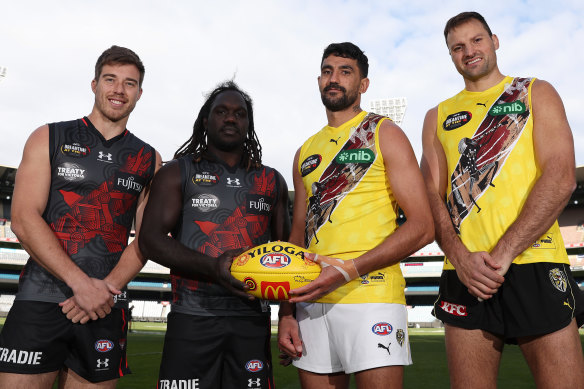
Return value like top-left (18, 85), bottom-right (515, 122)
top-left (261, 281), bottom-right (290, 300)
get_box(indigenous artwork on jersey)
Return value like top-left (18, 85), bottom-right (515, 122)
top-left (51, 147), bottom-right (153, 255)
top-left (305, 113), bottom-right (382, 247)
top-left (447, 78), bottom-right (532, 233)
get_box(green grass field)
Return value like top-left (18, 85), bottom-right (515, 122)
top-left (1, 320), bottom-right (582, 388)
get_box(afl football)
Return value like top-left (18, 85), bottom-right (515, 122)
top-left (230, 241), bottom-right (321, 301)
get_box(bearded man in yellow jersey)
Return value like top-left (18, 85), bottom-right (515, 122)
top-left (421, 11), bottom-right (584, 388)
top-left (278, 42), bottom-right (433, 389)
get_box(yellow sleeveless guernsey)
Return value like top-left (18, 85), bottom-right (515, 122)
top-left (437, 76), bottom-right (568, 270)
top-left (298, 111), bottom-right (405, 304)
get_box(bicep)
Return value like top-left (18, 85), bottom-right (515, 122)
top-left (12, 126), bottom-right (51, 221)
top-left (420, 108), bottom-right (448, 197)
top-left (289, 148), bottom-right (307, 247)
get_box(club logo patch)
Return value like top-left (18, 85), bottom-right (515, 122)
top-left (60, 143), bottom-right (90, 158)
top-left (245, 359), bottom-right (264, 372)
top-left (372, 322), bottom-right (393, 336)
top-left (396, 329), bottom-right (405, 347)
top-left (549, 268), bottom-right (567, 292)
top-left (443, 111), bottom-right (472, 131)
top-left (301, 154), bottom-right (322, 177)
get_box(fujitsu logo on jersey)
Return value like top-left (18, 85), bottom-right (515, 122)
top-left (440, 300), bottom-right (467, 316)
top-left (0, 347), bottom-right (42, 365)
top-left (246, 194), bottom-right (272, 215)
top-left (260, 253), bottom-right (290, 268)
top-left (115, 174), bottom-right (144, 193)
top-left (245, 359), bottom-right (264, 372)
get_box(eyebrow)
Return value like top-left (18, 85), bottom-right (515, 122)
top-left (101, 73), bottom-right (139, 84)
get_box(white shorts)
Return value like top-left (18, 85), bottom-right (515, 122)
top-left (292, 302), bottom-right (412, 374)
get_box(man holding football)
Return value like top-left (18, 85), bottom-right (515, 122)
top-left (277, 42), bottom-right (433, 389)
top-left (139, 81), bottom-right (290, 388)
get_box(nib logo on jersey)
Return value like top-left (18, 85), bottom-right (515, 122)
top-left (57, 162), bottom-right (86, 182)
top-left (335, 149), bottom-right (375, 164)
top-left (159, 378), bottom-right (200, 389)
top-left (114, 171), bottom-right (146, 194)
top-left (246, 194), bottom-right (272, 215)
top-left (60, 142), bottom-right (90, 158)
top-left (191, 194), bottom-right (220, 212)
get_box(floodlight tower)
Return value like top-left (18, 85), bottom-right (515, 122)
top-left (369, 97), bottom-right (407, 126)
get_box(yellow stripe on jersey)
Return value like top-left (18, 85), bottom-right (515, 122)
top-left (298, 111), bottom-right (406, 304)
top-left (437, 76), bottom-right (568, 270)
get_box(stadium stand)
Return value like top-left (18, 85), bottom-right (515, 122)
top-left (0, 164), bottom-right (582, 328)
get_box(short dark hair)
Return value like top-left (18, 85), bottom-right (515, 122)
top-left (174, 80), bottom-right (262, 170)
top-left (444, 12), bottom-right (493, 44)
top-left (321, 42), bottom-right (369, 78)
top-left (94, 45), bottom-right (145, 86)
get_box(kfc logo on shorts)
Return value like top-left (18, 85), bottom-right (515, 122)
top-left (440, 300), bottom-right (468, 316)
top-left (260, 253), bottom-right (290, 268)
top-left (372, 322), bottom-right (393, 336)
top-left (95, 340), bottom-right (114, 352)
top-left (245, 359), bottom-right (264, 372)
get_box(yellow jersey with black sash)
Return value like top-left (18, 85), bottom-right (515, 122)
top-left (437, 76), bottom-right (568, 270)
top-left (298, 111), bottom-right (406, 304)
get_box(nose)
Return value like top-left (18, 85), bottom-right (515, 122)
top-left (224, 111), bottom-right (237, 123)
top-left (329, 70), bottom-right (340, 83)
top-left (113, 80), bottom-right (125, 94)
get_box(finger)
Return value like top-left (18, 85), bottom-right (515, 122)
top-left (79, 315), bottom-right (91, 324)
top-left (107, 284), bottom-right (122, 295)
top-left (72, 311), bottom-right (87, 323)
top-left (88, 311), bottom-right (99, 321)
top-left (61, 301), bottom-right (76, 314)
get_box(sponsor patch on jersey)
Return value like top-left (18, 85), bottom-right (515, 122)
top-left (489, 100), bottom-right (526, 116)
top-left (225, 177), bottom-right (242, 188)
top-left (549, 268), bottom-right (568, 292)
top-left (57, 162), bottom-right (86, 181)
top-left (260, 253), bottom-right (290, 268)
top-left (301, 154), bottom-right (322, 177)
top-left (335, 149), bottom-right (374, 164)
top-left (372, 322), bottom-right (393, 335)
top-left (439, 300), bottom-right (467, 316)
top-left (443, 111), bottom-right (472, 131)
top-left (60, 142), bottom-right (90, 158)
top-left (192, 171), bottom-right (219, 186)
top-left (114, 171), bottom-right (146, 194)
top-left (532, 234), bottom-right (556, 249)
top-left (191, 194), bottom-right (220, 212)
top-left (369, 272), bottom-right (386, 283)
top-left (396, 329), bottom-right (405, 347)
top-left (95, 339), bottom-right (114, 353)
top-left (246, 194), bottom-right (273, 215)
top-left (97, 151), bottom-right (114, 163)
top-left (245, 359), bottom-right (264, 372)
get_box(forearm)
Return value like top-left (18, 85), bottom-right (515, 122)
top-left (493, 168), bottom-right (575, 260)
top-left (353, 217), bottom-right (433, 276)
top-left (104, 240), bottom-right (147, 290)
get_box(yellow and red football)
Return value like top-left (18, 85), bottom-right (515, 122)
top-left (230, 241), bottom-right (321, 301)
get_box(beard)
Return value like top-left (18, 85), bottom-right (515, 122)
top-left (320, 83), bottom-right (359, 112)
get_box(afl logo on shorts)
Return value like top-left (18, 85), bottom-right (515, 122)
top-left (260, 253), bottom-right (291, 268)
top-left (245, 359), bottom-right (264, 372)
top-left (95, 340), bottom-right (114, 352)
top-left (372, 322), bottom-right (393, 336)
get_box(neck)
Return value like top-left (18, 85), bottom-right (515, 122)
top-left (464, 68), bottom-right (505, 92)
top-left (326, 104), bottom-right (363, 128)
top-left (87, 109), bottom-right (130, 140)
top-left (206, 145), bottom-right (243, 168)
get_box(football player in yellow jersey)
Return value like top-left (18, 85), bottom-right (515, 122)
top-left (421, 11), bottom-right (584, 389)
top-left (278, 42), bottom-right (433, 389)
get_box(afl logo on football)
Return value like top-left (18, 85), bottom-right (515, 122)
top-left (372, 322), bottom-right (393, 336)
top-left (260, 253), bottom-right (291, 268)
top-left (95, 340), bottom-right (114, 352)
top-left (245, 359), bottom-right (264, 372)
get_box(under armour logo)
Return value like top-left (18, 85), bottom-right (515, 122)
top-left (378, 342), bottom-right (391, 356)
top-left (248, 378), bottom-right (261, 387)
top-left (98, 151), bottom-right (113, 161)
top-left (227, 178), bottom-right (240, 186)
top-left (97, 358), bottom-right (109, 368)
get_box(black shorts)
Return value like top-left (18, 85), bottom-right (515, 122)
top-left (433, 262), bottom-right (584, 343)
top-left (158, 311), bottom-right (274, 389)
top-left (0, 300), bottom-right (130, 382)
